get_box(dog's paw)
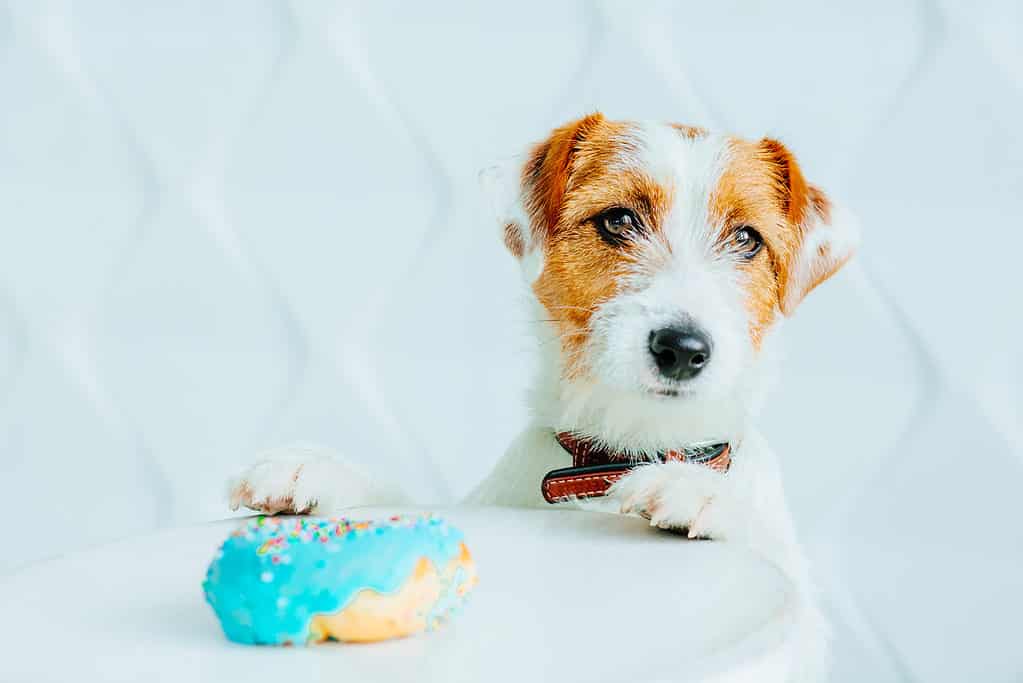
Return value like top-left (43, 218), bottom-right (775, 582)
top-left (228, 446), bottom-right (407, 514)
top-left (610, 461), bottom-right (747, 540)
top-left (228, 457), bottom-right (317, 515)
top-left (228, 447), bottom-right (356, 515)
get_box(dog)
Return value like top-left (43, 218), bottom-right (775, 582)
top-left (229, 113), bottom-right (857, 681)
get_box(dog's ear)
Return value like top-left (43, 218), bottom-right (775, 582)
top-left (480, 113), bottom-right (606, 262)
top-left (759, 139), bottom-right (860, 316)
top-left (479, 155), bottom-right (531, 260)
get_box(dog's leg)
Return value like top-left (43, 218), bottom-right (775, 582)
top-left (609, 431), bottom-right (804, 570)
top-left (609, 430), bottom-right (830, 681)
top-left (612, 459), bottom-right (750, 539)
top-left (228, 444), bottom-right (409, 515)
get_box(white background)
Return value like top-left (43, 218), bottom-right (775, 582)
top-left (1, 1), bottom-right (1020, 681)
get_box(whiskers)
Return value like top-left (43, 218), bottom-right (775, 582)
top-left (523, 317), bottom-right (593, 375)
top-left (536, 327), bottom-right (589, 348)
top-left (523, 304), bottom-right (598, 346)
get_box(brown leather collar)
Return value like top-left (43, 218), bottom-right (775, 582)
top-left (541, 431), bottom-right (732, 504)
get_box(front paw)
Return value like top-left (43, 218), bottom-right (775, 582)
top-left (610, 462), bottom-right (745, 540)
top-left (228, 454), bottom-right (327, 515)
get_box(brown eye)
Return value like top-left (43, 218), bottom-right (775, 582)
top-left (731, 226), bottom-right (763, 259)
top-left (597, 208), bottom-right (641, 245)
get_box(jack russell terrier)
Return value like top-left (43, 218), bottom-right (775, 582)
top-left (229, 113), bottom-right (858, 681)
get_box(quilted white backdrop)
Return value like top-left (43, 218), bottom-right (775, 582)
top-left (1, 1), bottom-right (1020, 681)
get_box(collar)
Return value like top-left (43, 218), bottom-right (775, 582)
top-left (541, 431), bottom-right (732, 504)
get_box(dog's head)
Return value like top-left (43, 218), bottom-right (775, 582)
top-left (484, 113), bottom-right (857, 411)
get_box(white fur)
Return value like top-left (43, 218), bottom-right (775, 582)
top-left (229, 121), bottom-right (855, 682)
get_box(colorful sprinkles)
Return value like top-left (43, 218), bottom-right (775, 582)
top-left (203, 514), bottom-right (476, 646)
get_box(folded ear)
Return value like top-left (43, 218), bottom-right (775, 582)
top-left (779, 188), bottom-right (860, 315)
top-left (479, 113), bottom-right (606, 262)
top-left (479, 156), bottom-right (531, 259)
top-left (760, 139), bottom-right (860, 316)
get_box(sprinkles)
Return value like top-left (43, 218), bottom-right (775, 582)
top-left (204, 514), bottom-right (476, 646)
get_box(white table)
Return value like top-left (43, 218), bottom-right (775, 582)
top-left (0, 506), bottom-right (796, 682)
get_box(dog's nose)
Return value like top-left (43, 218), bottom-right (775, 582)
top-left (649, 326), bottom-right (712, 381)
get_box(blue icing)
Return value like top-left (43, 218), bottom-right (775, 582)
top-left (203, 515), bottom-right (468, 645)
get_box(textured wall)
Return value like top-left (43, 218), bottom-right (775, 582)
top-left (1, 1), bottom-right (1020, 681)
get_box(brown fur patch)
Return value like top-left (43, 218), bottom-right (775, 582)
top-left (524, 116), bottom-right (673, 375)
top-left (709, 138), bottom-right (805, 346)
top-left (522, 113), bottom-right (610, 241)
top-left (503, 221), bottom-right (525, 258)
top-left (711, 137), bottom-right (843, 342)
top-left (756, 140), bottom-right (847, 315)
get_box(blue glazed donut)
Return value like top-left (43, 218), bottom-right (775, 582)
top-left (203, 515), bottom-right (476, 645)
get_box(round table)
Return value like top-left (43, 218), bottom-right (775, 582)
top-left (0, 506), bottom-right (796, 682)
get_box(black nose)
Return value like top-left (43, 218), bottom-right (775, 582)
top-left (649, 326), bottom-right (712, 381)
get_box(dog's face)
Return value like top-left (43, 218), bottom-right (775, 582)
top-left (486, 114), bottom-right (857, 405)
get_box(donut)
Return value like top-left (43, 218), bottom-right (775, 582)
top-left (203, 515), bottom-right (476, 645)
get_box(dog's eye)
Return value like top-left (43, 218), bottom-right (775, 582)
top-left (730, 226), bottom-right (763, 259)
top-left (597, 208), bottom-right (641, 244)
